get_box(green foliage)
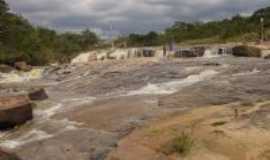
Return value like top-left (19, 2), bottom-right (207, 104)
top-left (0, 0), bottom-right (99, 65)
top-left (163, 132), bottom-right (194, 156)
top-left (124, 6), bottom-right (270, 46)
top-left (127, 31), bottom-right (162, 46)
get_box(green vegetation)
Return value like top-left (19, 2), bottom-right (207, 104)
top-left (0, 0), bottom-right (99, 65)
top-left (125, 6), bottom-right (270, 47)
top-left (163, 132), bottom-right (194, 156)
top-left (1, 0), bottom-right (270, 65)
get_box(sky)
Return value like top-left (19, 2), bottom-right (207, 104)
top-left (6, 0), bottom-right (270, 37)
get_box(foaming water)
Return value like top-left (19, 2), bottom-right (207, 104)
top-left (203, 49), bottom-right (220, 58)
top-left (0, 96), bottom-right (95, 149)
top-left (0, 129), bottom-right (53, 149)
top-left (34, 103), bottom-right (63, 120)
top-left (234, 68), bottom-right (260, 76)
top-left (128, 70), bottom-right (218, 95)
top-left (0, 68), bottom-right (44, 83)
top-left (35, 97), bottom-right (96, 119)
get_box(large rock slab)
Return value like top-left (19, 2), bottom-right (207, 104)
top-left (0, 96), bottom-right (33, 130)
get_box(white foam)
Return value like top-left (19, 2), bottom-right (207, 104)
top-left (234, 68), bottom-right (260, 76)
top-left (203, 49), bottom-right (220, 58)
top-left (0, 68), bottom-right (44, 83)
top-left (35, 97), bottom-right (96, 120)
top-left (0, 129), bottom-right (53, 149)
top-left (128, 70), bottom-right (218, 95)
top-left (34, 103), bottom-right (63, 120)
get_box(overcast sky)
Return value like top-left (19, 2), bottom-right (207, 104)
top-left (6, 0), bottom-right (270, 37)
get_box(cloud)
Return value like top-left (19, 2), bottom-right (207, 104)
top-left (5, 0), bottom-right (270, 37)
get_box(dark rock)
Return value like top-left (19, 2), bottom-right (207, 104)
top-left (194, 47), bottom-right (205, 57)
top-left (232, 45), bottom-right (262, 57)
top-left (175, 48), bottom-right (204, 58)
top-left (0, 65), bottom-right (14, 73)
top-left (264, 54), bottom-right (270, 59)
top-left (203, 62), bottom-right (221, 66)
top-left (142, 49), bottom-right (155, 57)
top-left (0, 148), bottom-right (21, 160)
top-left (175, 49), bottom-right (195, 58)
top-left (14, 62), bottom-right (32, 72)
top-left (0, 95), bottom-right (33, 130)
top-left (28, 88), bottom-right (48, 101)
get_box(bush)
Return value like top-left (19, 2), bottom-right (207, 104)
top-left (232, 45), bottom-right (262, 57)
top-left (163, 132), bottom-right (194, 156)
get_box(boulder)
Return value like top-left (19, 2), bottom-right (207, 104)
top-left (193, 47), bottom-right (205, 57)
top-left (142, 49), bottom-right (155, 57)
top-left (232, 45), bottom-right (262, 57)
top-left (175, 49), bottom-right (198, 58)
top-left (0, 149), bottom-right (21, 160)
top-left (14, 61), bottom-right (32, 72)
top-left (0, 65), bottom-right (14, 73)
top-left (264, 54), bottom-right (270, 59)
top-left (0, 96), bottom-right (33, 130)
top-left (28, 88), bottom-right (48, 101)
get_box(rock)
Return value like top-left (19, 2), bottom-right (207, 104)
top-left (264, 54), bottom-right (270, 59)
top-left (142, 49), bottom-right (155, 57)
top-left (0, 148), bottom-right (21, 160)
top-left (194, 47), bottom-right (205, 57)
top-left (203, 62), bottom-right (221, 66)
top-left (0, 65), bottom-right (14, 73)
top-left (14, 61), bottom-right (32, 72)
top-left (0, 95), bottom-right (33, 130)
top-left (232, 45), bottom-right (262, 57)
top-left (175, 49), bottom-right (197, 58)
top-left (28, 88), bottom-right (48, 101)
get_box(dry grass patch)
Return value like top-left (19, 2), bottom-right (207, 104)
top-left (162, 132), bottom-right (194, 156)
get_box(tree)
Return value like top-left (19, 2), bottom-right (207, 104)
top-left (0, 0), bottom-right (8, 15)
top-left (80, 29), bottom-right (99, 50)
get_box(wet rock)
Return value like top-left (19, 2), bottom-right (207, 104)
top-left (0, 65), bottom-right (14, 73)
top-left (194, 47), bottom-right (205, 57)
top-left (264, 54), bottom-right (270, 59)
top-left (14, 62), bottom-right (32, 72)
top-left (142, 49), bottom-right (155, 57)
top-left (203, 62), bottom-right (221, 66)
top-left (28, 88), bottom-right (48, 101)
top-left (0, 96), bottom-right (33, 130)
top-left (232, 45), bottom-right (262, 57)
top-left (16, 129), bottom-right (118, 160)
top-left (175, 48), bottom-right (201, 58)
top-left (0, 148), bottom-right (21, 160)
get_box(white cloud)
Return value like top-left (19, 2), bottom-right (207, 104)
top-left (6, 0), bottom-right (270, 36)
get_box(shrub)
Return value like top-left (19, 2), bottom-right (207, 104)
top-left (163, 132), bottom-right (194, 156)
top-left (232, 45), bottom-right (262, 57)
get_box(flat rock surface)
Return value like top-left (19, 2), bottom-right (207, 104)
top-left (0, 57), bottom-right (270, 160)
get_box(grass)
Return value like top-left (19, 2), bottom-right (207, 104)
top-left (163, 132), bottom-right (194, 156)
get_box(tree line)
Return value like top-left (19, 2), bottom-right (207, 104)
top-left (0, 0), bottom-right (99, 65)
top-left (125, 6), bottom-right (270, 46)
top-left (1, 0), bottom-right (270, 65)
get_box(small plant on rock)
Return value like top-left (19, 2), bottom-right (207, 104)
top-left (163, 132), bottom-right (194, 156)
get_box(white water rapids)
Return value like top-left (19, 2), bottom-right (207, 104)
top-left (128, 70), bottom-right (218, 95)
